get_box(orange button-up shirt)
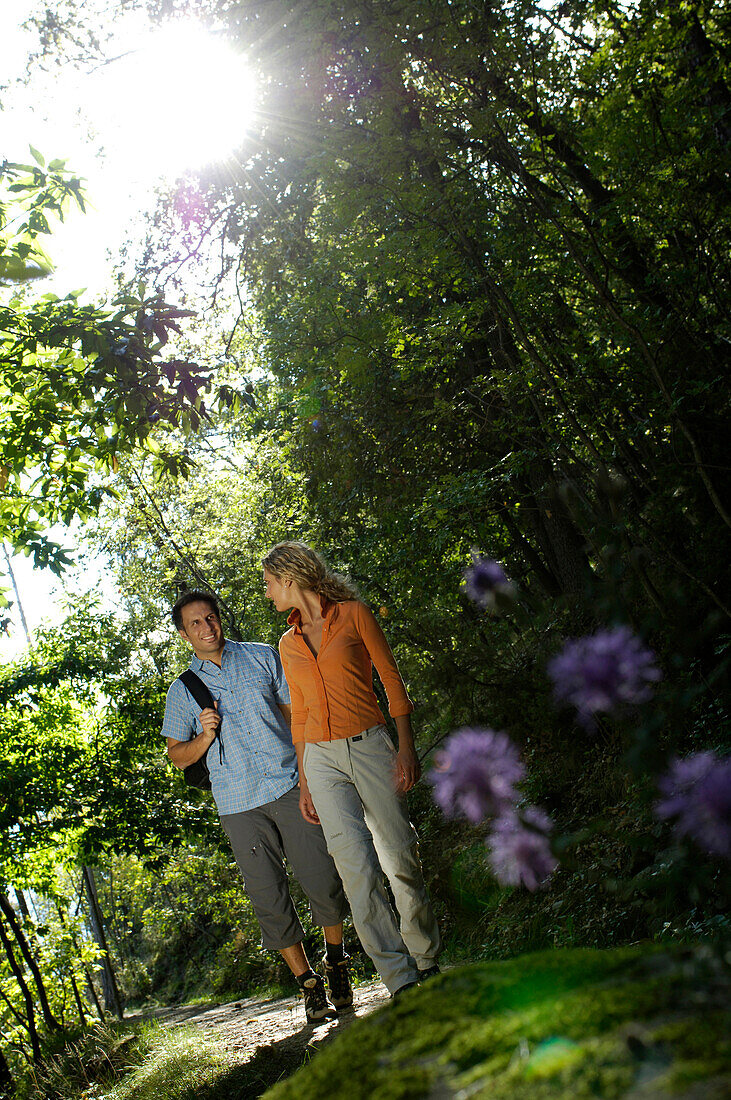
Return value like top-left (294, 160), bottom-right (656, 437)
top-left (279, 599), bottom-right (414, 744)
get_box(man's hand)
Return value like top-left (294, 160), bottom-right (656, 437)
top-left (298, 780), bottom-right (321, 825)
top-left (395, 743), bottom-right (421, 793)
top-left (197, 701), bottom-right (220, 741)
top-left (167, 701), bottom-right (220, 770)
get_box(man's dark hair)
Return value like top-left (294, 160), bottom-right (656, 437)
top-left (172, 590), bottom-right (221, 631)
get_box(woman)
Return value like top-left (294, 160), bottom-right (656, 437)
top-left (262, 541), bottom-right (440, 997)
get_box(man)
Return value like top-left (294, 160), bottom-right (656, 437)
top-left (162, 589), bottom-right (352, 1023)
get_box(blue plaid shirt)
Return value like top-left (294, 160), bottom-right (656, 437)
top-left (162, 640), bottom-right (296, 815)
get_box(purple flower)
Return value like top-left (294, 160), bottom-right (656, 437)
top-left (656, 752), bottom-right (731, 860)
top-left (463, 554), bottom-right (514, 610)
top-left (547, 626), bottom-right (661, 727)
top-left (487, 806), bottom-right (557, 890)
top-left (428, 727), bottom-right (525, 824)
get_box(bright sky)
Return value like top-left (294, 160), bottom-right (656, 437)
top-left (1, 1), bottom-right (257, 657)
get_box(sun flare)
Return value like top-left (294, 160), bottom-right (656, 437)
top-left (85, 21), bottom-right (256, 180)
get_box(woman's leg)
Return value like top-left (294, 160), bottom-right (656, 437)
top-left (303, 740), bottom-right (419, 994)
top-left (349, 727), bottom-right (441, 970)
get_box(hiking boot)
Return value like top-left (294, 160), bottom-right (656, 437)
top-left (418, 964), bottom-right (441, 981)
top-left (301, 974), bottom-right (337, 1024)
top-left (392, 980), bottom-right (419, 999)
top-left (323, 954), bottom-right (353, 1009)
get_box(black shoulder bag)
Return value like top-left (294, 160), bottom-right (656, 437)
top-left (178, 670), bottom-right (223, 790)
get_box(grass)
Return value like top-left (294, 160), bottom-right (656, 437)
top-left (101, 1026), bottom-right (310, 1100)
top-left (21, 1019), bottom-right (306, 1100)
top-left (21, 1021), bottom-right (152, 1099)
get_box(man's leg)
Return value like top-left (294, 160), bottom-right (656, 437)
top-left (279, 941), bottom-right (311, 977)
top-left (323, 924), bottom-right (344, 946)
top-left (219, 804), bottom-right (336, 1021)
top-left (303, 741), bottom-right (419, 995)
top-left (268, 788), bottom-right (353, 1008)
top-left (350, 727), bottom-right (441, 971)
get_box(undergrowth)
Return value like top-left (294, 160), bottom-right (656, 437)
top-left (18, 1020), bottom-right (307, 1100)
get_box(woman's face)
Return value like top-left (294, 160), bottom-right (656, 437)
top-left (263, 568), bottom-right (293, 612)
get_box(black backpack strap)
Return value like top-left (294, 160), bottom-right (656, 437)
top-left (178, 670), bottom-right (223, 764)
top-left (178, 669), bottom-right (215, 710)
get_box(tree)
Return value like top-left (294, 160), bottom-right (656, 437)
top-left (0, 153), bottom-right (239, 584)
top-left (108, 0), bottom-right (729, 951)
top-left (0, 601), bottom-right (220, 1072)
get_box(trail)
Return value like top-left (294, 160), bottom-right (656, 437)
top-left (138, 978), bottom-right (391, 1070)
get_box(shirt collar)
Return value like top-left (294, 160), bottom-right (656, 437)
top-left (287, 597), bottom-right (334, 632)
top-left (190, 640), bottom-right (230, 670)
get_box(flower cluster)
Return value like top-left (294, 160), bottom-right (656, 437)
top-left (429, 727), bottom-right (555, 891)
top-left (547, 625), bottom-right (661, 727)
top-left (430, 727), bottom-right (524, 824)
top-left (463, 553), bottom-right (515, 611)
top-left (433, 559), bottom-right (723, 895)
top-left (487, 807), bottom-right (558, 891)
top-left (655, 751), bottom-right (731, 860)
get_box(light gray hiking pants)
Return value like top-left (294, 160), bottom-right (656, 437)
top-left (303, 724), bottom-right (440, 994)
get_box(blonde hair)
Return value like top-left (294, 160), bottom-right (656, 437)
top-left (262, 541), bottom-right (358, 602)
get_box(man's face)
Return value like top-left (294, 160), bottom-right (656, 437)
top-left (178, 600), bottom-right (224, 658)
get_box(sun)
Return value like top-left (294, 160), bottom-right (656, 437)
top-left (84, 20), bottom-right (256, 181)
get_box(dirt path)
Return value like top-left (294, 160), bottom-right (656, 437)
top-left (142, 978), bottom-right (391, 1069)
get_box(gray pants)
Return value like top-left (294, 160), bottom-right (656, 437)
top-left (220, 787), bottom-right (348, 950)
top-left (304, 725), bottom-right (440, 993)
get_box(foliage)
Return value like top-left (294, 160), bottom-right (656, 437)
top-left (1, 3), bottom-right (730, 1091)
top-left (91, 848), bottom-right (291, 1006)
top-left (20, 1020), bottom-right (151, 1100)
top-left (0, 153), bottom-right (244, 581)
top-left (0, 604), bottom-right (221, 1081)
top-left (120, 0), bottom-right (731, 931)
top-left (20, 1017), bottom-right (315, 1100)
top-left (0, 601), bottom-right (218, 888)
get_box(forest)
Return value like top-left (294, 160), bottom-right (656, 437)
top-left (0, 1), bottom-right (729, 1097)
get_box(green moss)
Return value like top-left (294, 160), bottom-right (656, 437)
top-left (263, 946), bottom-right (730, 1100)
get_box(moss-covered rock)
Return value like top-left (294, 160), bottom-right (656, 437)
top-left (263, 946), bottom-right (730, 1099)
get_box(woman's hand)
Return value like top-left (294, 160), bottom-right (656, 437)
top-left (298, 780), bottom-right (321, 824)
top-left (394, 714), bottom-right (421, 792)
top-left (395, 743), bottom-right (422, 792)
top-left (294, 741), bottom-right (320, 822)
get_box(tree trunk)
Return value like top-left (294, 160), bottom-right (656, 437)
top-left (13, 891), bottom-right (30, 921)
top-left (0, 894), bottom-right (61, 1034)
top-left (53, 903), bottom-right (87, 1026)
top-left (0, 911), bottom-right (41, 1063)
top-left (84, 969), bottom-right (106, 1022)
top-left (82, 867), bottom-right (124, 1019)
top-left (0, 1046), bottom-right (14, 1098)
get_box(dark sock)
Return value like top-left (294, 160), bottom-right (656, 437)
top-left (325, 941), bottom-right (345, 964)
top-left (296, 969), bottom-right (317, 988)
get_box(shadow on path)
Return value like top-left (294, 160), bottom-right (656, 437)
top-left (128, 978), bottom-right (391, 1094)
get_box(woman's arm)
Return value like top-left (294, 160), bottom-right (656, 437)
top-left (356, 603), bottom-right (420, 792)
top-left (280, 641), bottom-right (321, 819)
top-left (293, 741), bottom-right (321, 824)
top-left (280, 641), bottom-right (308, 743)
